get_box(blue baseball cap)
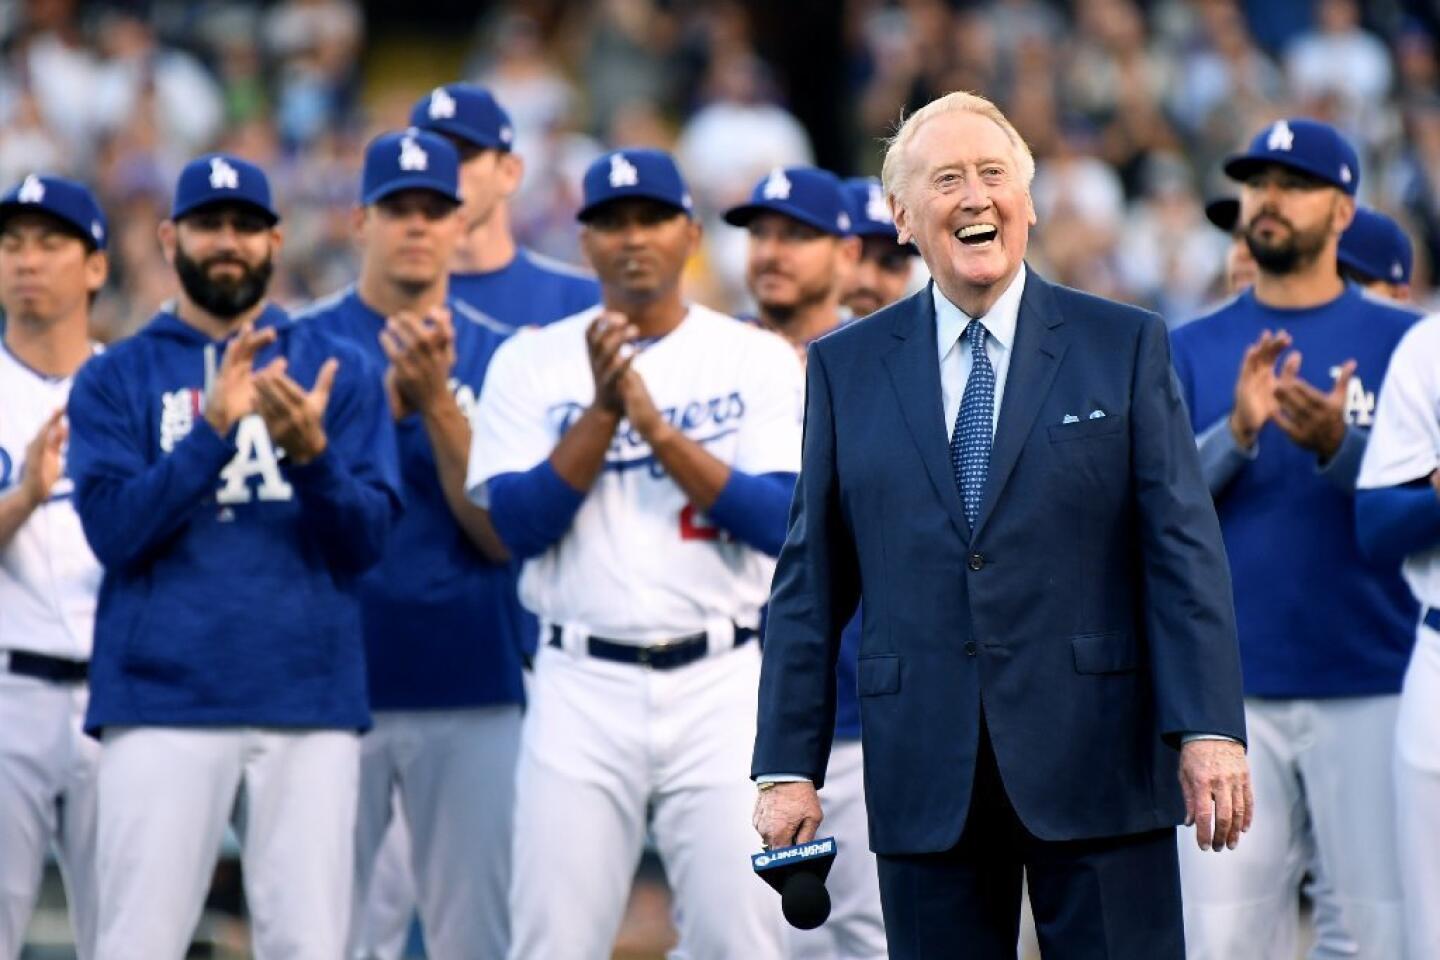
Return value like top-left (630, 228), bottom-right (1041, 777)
top-left (361, 129), bottom-right (462, 206)
top-left (0, 174), bottom-right (107, 250)
top-left (724, 167), bottom-right (852, 236)
top-left (1224, 119), bottom-right (1359, 196)
top-left (1204, 197), bottom-right (1241, 234)
top-left (578, 149), bottom-right (694, 222)
top-left (171, 153), bottom-right (280, 224)
top-left (409, 84), bottom-right (515, 152)
top-left (843, 176), bottom-right (900, 241)
top-left (1339, 207), bottom-right (1413, 284)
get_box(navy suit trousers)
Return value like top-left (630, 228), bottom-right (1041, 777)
top-left (876, 713), bottom-right (1185, 959)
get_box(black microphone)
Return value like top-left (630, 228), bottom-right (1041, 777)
top-left (752, 836), bottom-right (837, 930)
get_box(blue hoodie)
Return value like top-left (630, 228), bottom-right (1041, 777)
top-left (66, 304), bottom-right (401, 733)
top-left (299, 289), bottom-right (525, 710)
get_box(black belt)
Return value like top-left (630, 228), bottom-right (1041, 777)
top-left (5, 650), bottom-right (88, 684)
top-left (548, 624), bottom-right (757, 670)
top-left (1424, 608), bottom-right (1440, 633)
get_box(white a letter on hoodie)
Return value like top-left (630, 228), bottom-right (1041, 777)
top-left (217, 414), bottom-right (294, 504)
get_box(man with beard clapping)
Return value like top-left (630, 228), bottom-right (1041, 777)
top-left (65, 153), bottom-right (401, 959)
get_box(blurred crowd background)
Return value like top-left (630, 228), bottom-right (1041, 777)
top-left (9, 1), bottom-right (1439, 955)
top-left (2, 0), bottom-right (1439, 344)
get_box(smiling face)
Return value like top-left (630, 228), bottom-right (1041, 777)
top-left (891, 109), bottom-right (1035, 315)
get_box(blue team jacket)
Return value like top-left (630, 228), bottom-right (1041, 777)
top-left (66, 304), bottom-right (400, 733)
top-left (300, 289), bottom-right (525, 710)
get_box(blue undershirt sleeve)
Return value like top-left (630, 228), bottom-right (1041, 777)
top-left (707, 470), bottom-right (797, 558)
top-left (1317, 425), bottom-right (1367, 494)
top-left (1356, 482), bottom-right (1440, 567)
top-left (486, 461), bottom-right (585, 560)
top-left (1195, 414), bottom-right (1257, 497)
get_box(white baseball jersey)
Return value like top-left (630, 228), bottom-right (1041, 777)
top-left (467, 303), bottom-right (802, 639)
top-left (0, 343), bottom-right (100, 659)
top-left (1357, 313), bottom-right (1440, 607)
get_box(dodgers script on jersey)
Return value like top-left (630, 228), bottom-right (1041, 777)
top-left (0, 343), bottom-right (100, 659)
top-left (1358, 315), bottom-right (1440, 607)
top-left (468, 304), bottom-right (802, 639)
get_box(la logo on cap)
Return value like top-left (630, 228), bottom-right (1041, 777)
top-left (91, 220), bottom-right (103, 242)
top-left (1340, 163), bottom-right (1352, 184)
top-left (866, 183), bottom-right (890, 223)
top-left (209, 158), bottom-right (239, 190)
top-left (1266, 120), bottom-right (1295, 152)
top-left (17, 174), bottom-right (44, 204)
top-left (1392, 261), bottom-right (1403, 280)
top-left (838, 211), bottom-right (851, 232)
top-left (428, 87), bottom-right (456, 120)
top-left (609, 153), bottom-right (638, 188)
top-left (399, 135), bottom-right (428, 171)
top-left (762, 168), bottom-right (791, 200)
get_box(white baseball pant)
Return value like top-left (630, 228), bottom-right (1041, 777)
top-left (1396, 621), bottom-right (1440, 959)
top-left (0, 672), bottom-right (99, 959)
top-left (508, 642), bottom-right (786, 960)
top-left (350, 795), bottom-right (415, 960)
top-left (1178, 695), bottom-right (1403, 959)
top-left (789, 739), bottom-right (888, 960)
top-left (349, 706), bottom-right (520, 960)
top-left (95, 726), bottom-right (358, 960)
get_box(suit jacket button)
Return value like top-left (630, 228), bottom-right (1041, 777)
top-left (968, 553), bottom-right (985, 571)
top-left (964, 641), bottom-right (977, 656)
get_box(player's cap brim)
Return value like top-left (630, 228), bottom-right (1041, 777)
top-left (1222, 154), bottom-right (1347, 193)
top-left (421, 118), bottom-right (513, 153)
top-left (363, 177), bottom-right (464, 206)
top-left (577, 194), bottom-right (692, 223)
top-left (172, 197), bottom-right (281, 225)
top-left (0, 201), bottom-right (101, 249)
top-left (724, 201), bottom-right (844, 236)
top-left (1204, 198), bottom-right (1240, 233)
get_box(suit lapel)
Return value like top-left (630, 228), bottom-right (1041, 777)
top-left (971, 272), bottom-right (1068, 541)
top-left (882, 287), bottom-right (970, 542)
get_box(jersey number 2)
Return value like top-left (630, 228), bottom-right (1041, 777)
top-left (679, 504), bottom-right (721, 541)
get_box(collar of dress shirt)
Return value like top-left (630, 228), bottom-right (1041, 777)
top-left (933, 263), bottom-right (1027, 362)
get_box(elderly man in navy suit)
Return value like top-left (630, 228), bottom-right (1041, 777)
top-left (751, 91), bottom-right (1253, 959)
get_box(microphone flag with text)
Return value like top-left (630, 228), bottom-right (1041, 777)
top-left (751, 836), bottom-right (837, 930)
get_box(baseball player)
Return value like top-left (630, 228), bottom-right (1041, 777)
top-left (1356, 309), bottom-right (1440, 960)
top-left (723, 166), bottom-right (885, 960)
top-left (1339, 206), bottom-right (1414, 303)
top-left (1170, 119), bottom-right (1419, 960)
top-left (467, 148), bottom-right (798, 960)
top-left (300, 129), bottom-right (519, 960)
top-left (411, 83), bottom-right (599, 326)
top-left (841, 176), bottom-right (919, 319)
top-left (65, 154), bottom-right (400, 960)
top-left (346, 83), bottom-right (604, 960)
top-left (0, 175), bottom-right (107, 959)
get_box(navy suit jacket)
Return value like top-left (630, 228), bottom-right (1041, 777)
top-left (752, 270), bottom-right (1246, 855)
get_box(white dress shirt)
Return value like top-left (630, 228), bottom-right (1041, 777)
top-left (936, 264), bottom-right (1027, 442)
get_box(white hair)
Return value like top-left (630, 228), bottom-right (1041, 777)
top-left (880, 91), bottom-right (1036, 205)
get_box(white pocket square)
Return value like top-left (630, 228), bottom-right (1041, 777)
top-left (1088, 409), bottom-right (1106, 420)
top-left (1062, 414), bottom-right (1080, 424)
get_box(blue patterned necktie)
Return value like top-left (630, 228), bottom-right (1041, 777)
top-left (950, 318), bottom-right (994, 528)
